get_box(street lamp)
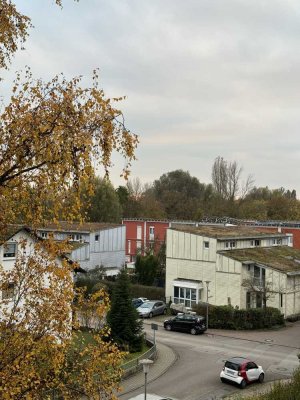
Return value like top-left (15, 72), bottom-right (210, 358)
top-left (139, 358), bottom-right (153, 400)
top-left (205, 280), bottom-right (211, 330)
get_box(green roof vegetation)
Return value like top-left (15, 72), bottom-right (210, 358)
top-left (171, 224), bottom-right (286, 240)
top-left (220, 246), bottom-right (300, 273)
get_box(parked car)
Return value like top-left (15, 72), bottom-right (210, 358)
top-left (132, 297), bottom-right (148, 308)
top-left (220, 357), bottom-right (264, 388)
top-left (137, 300), bottom-right (167, 318)
top-left (164, 313), bottom-right (206, 335)
top-left (169, 302), bottom-right (192, 315)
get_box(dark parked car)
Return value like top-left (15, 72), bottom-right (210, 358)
top-left (137, 300), bottom-right (167, 318)
top-left (164, 313), bottom-right (206, 335)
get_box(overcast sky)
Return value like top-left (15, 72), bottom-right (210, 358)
top-left (3, 0), bottom-right (300, 196)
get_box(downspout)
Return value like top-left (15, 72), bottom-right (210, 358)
top-left (285, 277), bottom-right (287, 319)
top-left (144, 220), bottom-right (147, 256)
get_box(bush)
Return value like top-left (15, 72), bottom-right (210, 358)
top-left (286, 313), bottom-right (300, 322)
top-left (192, 303), bottom-right (284, 330)
top-left (248, 368), bottom-right (300, 400)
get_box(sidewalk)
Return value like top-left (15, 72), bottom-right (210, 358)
top-left (118, 341), bottom-right (177, 397)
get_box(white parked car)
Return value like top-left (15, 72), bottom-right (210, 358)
top-left (220, 357), bottom-right (264, 389)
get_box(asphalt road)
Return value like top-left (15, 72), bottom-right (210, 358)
top-left (122, 321), bottom-right (300, 400)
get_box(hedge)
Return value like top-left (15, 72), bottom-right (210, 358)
top-left (76, 275), bottom-right (165, 302)
top-left (192, 303), bottom-right (285, 330)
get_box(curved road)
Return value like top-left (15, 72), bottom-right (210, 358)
top-left (121, 321), bottom-right (300, 400)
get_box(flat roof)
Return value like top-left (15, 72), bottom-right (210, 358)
top-left (220, 246), bottom-right (300, 273)
top-left (170, 225), bottom-right (287, 240)
top-left (38, 221), bottom-right (122, 233)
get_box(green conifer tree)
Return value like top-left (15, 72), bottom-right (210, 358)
top-left (107, 269), bottom-right (143, 352)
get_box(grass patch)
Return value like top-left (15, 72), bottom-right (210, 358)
top-left (71, 330), bottom-right (150, 362)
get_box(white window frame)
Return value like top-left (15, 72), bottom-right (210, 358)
top-left (149, 226), bottom-right (155, 241)
top-left (173, 287), bottom-right (197, 308)
top-left (251, 239), bottom-right (261, 247)
top-left (3, 243), bottom-right (17, 258)
top-left (225, 240), bottom-right (236, 249)
top-left (204, 241), bottom-right (209, 249)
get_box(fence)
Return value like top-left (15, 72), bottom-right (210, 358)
top-left (122, 337), bottom-right (157, 378)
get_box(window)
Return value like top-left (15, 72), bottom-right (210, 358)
top-left (246, 292), bottom-right (251, 309)
top-left (251, 239), bottom-right (261, 247)
top-left (149, 226), bottom-right (155, 240)
top-left (204, 241), bottom-right (209, 249)
top-left (95, 234), bottom-right (99, 242)
top-left (2, 283), bottom-right (15, 299)
top-left (280, 293), bottom-right (283, 307)
top-left (69, 233), bottom-right (82, 241)
top-left (253, 266), bottom-right (265, 286)
top-left (3, 243), bottom-right (17, 258)
top-left (41, 232), bottom-right (48, 239)
top-left (256, 292), bottom-right (263, 308)
top-left (173, 287), bottom-right (197, 307)
top-left (128, 240), bottom-right (131, 254)
top-left (225, 241), bottom-right (236, 249)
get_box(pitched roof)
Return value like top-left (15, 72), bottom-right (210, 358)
top-left (0, 224), bottom-right (29, 244)
top-left (220, 246), bottom-right (300, 273)
top-left (170, 225), bottom-right (287, 240)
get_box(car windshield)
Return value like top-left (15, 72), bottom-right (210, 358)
top-left (140, 303), bottom-right (153, 309)
top-left (225, 361), bottom-right (240, 371)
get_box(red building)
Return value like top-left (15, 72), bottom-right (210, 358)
top-left (122, 218), bottom-right (171, 262)
top-left (122, 218), bottom-right (300, 266)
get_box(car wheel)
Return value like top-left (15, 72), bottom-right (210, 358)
top-left (220, 378), bottom-right (226, 383)
top-left (190, 328), bottom-right (197, 335)
top-left (240, 379), bottom-right (247, 389)
top-left (163, 308), bottom-right (167, 315)
top-left (165, 324), bottom-right (172, 331)
top-left (149, 312), bottom-right (153, 318)
top-left (258, 373), bottom-right (264, 383)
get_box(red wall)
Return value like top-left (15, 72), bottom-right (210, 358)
top-left (122, 219), bottom-right (170, 261)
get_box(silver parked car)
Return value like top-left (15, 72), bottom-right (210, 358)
top-left (137, 300), bottom-right (167, 318)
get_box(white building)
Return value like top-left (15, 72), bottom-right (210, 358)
top-left (37, 222), bottom-right (126, 275)
top-left (166, 225), bottom-right (300, 318)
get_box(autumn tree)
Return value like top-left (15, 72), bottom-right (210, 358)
top-left (0, 1), bottom-right (138, 398)
top-left (0, 239), bottom-right (124, 399)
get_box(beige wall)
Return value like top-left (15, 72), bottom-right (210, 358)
top-left (166, 229), bottom-right (300, 317)
top-left (167, 229), bottom-right (217, 262)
